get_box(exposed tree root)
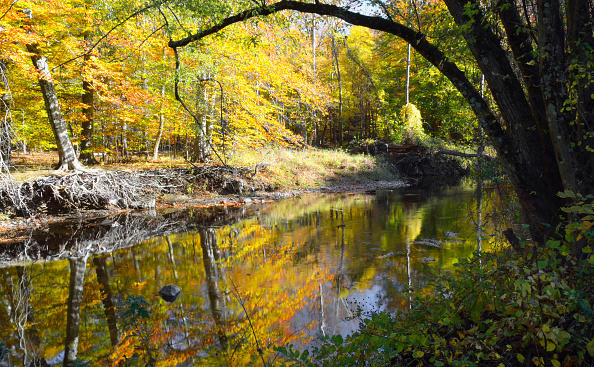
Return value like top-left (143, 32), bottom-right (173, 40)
top-left (0, 165), bottom-right (271, 217)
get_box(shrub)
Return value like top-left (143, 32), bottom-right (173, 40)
top-left (397, 103), bottom-right (426, 144)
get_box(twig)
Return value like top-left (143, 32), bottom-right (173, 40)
top-left (115, 24), bottom-right (166, 62)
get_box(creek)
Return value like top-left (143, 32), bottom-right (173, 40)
top-left (0, 182), bottom-right (508, 366)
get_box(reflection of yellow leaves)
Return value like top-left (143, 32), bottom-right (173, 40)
top-left (109, 330), bottom-right (139, 366)
top-left (132, 280), bottom-right (147, 289)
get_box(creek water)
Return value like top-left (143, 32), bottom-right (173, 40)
top-left (0, 183), bottom-right (507, 366)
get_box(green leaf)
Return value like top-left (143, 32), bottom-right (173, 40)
top-left (587, 338), bottom-right (594, 357)
top-left (516, 353), bottom-right (525, 363)
top-left (300, 349), bottom-right (309, 361)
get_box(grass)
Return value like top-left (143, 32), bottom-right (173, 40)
top-left (228, 147), bottom-right (398, 189)
top-left (7, 148), bottom-right (399, 190)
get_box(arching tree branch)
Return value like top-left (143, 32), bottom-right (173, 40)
top-left (168, 1), bottom-right (503, 146)
top-left (167, 1), bottom-right (515, 174)
top-left (167, 0), bottom-right (566, 238)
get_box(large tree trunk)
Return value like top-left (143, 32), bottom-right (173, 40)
top-left (192, 79), bottom-right (212, 162)
top-left (0, 95), bottom-right (10, 167)
top-left (26, 43), bottom-right (85, 171)
top-left (405, 43), bottom-right (411, 105)
top-left (79, 51), bottom-right (98, 165)
top-left (0, 62), bottom-right (11, 167)
top-left (566, 0), bottom-right (594, 191)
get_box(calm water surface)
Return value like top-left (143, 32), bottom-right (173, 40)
top-left (0, 184), bottom-right (506, 366)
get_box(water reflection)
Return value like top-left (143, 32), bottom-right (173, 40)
top-left (0, 184), bottom-right (507, 366)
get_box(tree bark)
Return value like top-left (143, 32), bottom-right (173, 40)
top-left (26, 43), bottom-right (85, 171)
top-left (331, 35), bottom-right (343, 145)
top-left (405, 43), bottom-right (411, 105)
top-left (0, 95), bottom-right (10, 167)
top-left (536, 0), bottom-right (576, 192)
top-left (152, 83), bottom-right (166, 161)
top-left (0, 62), bottom-right (11, 167)
top-left (566, 0), bottom-right (594, 192)
top-left (79, 54), bottom-right (98, 165)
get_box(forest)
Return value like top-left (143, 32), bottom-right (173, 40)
top-left (0, 0), bottom-right (592, 366)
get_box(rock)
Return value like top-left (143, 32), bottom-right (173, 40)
top-left (420, 257), bottom-right (436, 263)
top-left (445, 231), bottom-right (458, 238)
top-left (159, 284), bottom-right (181, 303)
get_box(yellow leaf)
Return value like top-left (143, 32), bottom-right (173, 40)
top-left (546, 341), bottom-right (556, 352)
top-left (413, 350), bottom-right (424, 358)
top-left (587, 338), bottom-right (594, 357)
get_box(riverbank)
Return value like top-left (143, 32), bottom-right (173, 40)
top-left (0, 149), bottom-right (403, 233)
top-left (0, 147), bottom-right (468, 235)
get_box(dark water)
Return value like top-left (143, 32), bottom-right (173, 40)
top-left (0, 184), bottom-right (507, 366)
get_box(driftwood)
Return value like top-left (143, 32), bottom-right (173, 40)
top-left (413, 238), bottom-right (443, 248)
top-left (436, 149), bottom-right (480, 158)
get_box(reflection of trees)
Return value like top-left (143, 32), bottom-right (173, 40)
top-left (199, 228), bottom-right (228, 349)
top-left (92, 256), bottom-right (119, 346)
top-left (0, 189), bottom-right (505, 365)
top-left (0, 206), bottom-right (247, 268)
top-left (1, 266), bottom-right (47, 366)
top-left (476, 178), bottom-right (484, 254)
top-left (64, 256), bottom-right (88, 367)
top-left (166, 237), bottom-right (178, 280)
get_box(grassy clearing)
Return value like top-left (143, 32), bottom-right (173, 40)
top-left (7, 149), bottom-right (399, 190)
top-left (229, 147), bottom-right (398, 189)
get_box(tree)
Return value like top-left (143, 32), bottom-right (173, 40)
top-left (168, 0), bottom-right (592, 241)
top-left (23, 8), bottom-right (85, 171)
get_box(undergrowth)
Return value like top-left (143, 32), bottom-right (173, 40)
top-left (229, 148), bottom-right (398, 189)
top-left (276, 194), bottom-right (594, 366)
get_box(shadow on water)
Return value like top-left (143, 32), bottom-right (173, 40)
top-left (0, 182), bottom-right (509, 366)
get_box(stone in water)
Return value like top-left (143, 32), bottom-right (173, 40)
top-left (159, 285), bottom-right (181, 303)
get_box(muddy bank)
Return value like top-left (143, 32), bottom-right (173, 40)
top-left (390, 148), bottom-right (469, 189)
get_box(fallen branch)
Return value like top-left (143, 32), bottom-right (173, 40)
top-left (437, 149), bottom-right (480, 158)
